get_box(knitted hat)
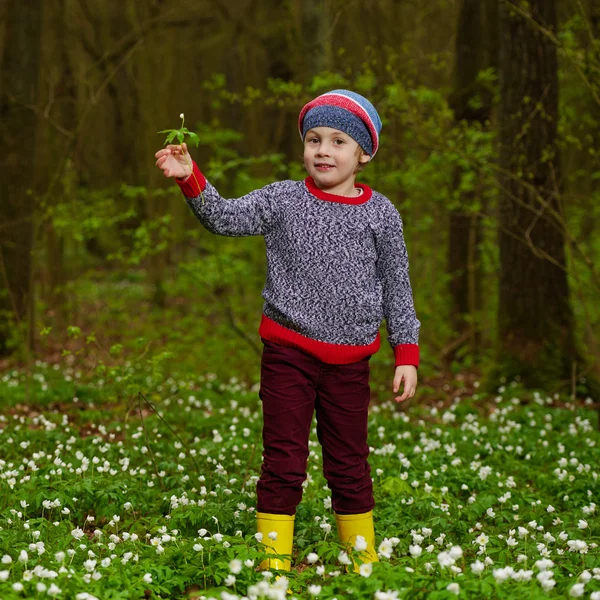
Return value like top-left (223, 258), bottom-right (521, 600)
top-left (298, 89), bottom-right (382, 157)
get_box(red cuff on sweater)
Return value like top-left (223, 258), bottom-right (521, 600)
top-left (176, 161), bottom-right (206, 198)
top-left (394, 344), bottom-right (419, 368)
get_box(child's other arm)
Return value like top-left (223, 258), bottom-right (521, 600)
top-left (374, 202), bottom-right (421, 368)
top-left (155, 143), bottom-right (277, 237)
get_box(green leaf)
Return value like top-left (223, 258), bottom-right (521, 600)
top-left (187, 132), bottom-right (200, 147)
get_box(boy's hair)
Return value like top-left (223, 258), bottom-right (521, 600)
top-left (354, 145), bottom-right (368, 173)
top-left (298, 90), bottom-right (382, 159)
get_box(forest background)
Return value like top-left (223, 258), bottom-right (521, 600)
top-left (1, 0), bottom-right (600, 405)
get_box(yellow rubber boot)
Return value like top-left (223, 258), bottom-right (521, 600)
top-left (256, 512), bottom-right (295, 571)
top-left (335, 511), bottom-right (379, 571)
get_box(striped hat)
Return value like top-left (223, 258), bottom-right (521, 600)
top-left (298, 89), bottom-right (382, 157)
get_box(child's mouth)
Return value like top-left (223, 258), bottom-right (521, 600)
top-left (315, 164), bottom-right (334, 171)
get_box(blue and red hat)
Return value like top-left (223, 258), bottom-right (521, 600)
top-left (298, 89), bottom-right (382, 158)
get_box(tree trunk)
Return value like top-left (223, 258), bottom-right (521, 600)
top-left (292, 0), bottom-right (330, 85)
top-left (0, 1), bottom-right (43, 356)
top-left (447, 0), bottom-right (490, 363)
top-left (497, 0), bottom-right (578, 386)
top-left (38, 0), bottom-right (78, 330)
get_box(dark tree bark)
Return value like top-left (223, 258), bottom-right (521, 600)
top-left (40, 0), bottom-right (78, 328)
top-left (446, 0), bottom-right (491, 363)
top-left (497, 0), bottom-right (578, 386)
top-left (0, 1), bottom-right (43, 355)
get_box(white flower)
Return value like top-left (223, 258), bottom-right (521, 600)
top-left (13, 583), bottom-right (24, 592)
top-left (71, 528), bottom-right (84, 540)
top-left (224, 574), bottom-right (236, 587)
top-left (378, 539), bottom-right (393, 559)
top-left (47, 583), bottom-right (62, 597)
top-left (446, 583), bottom-right (460, 595)
top-left (37, 582), bottom-right (47, 593)
top-left (535, 559), bottom-right (554, 571)
top-left (179, 113), bottom-right (184, 119)
top-left (55, 551), bottom-right (65, 563)
top-left (307, 552), bottom-right (319, 564)
top-left (569, 583), bottom-right (585, 597)
top-left (308, 585), bottom-right (322, 596)
top-left (471, 560), bottom-right (485, 574)
top-left (354, 535), bottom-right (367, 552)
top-left (143, 573), bottom-right (152, 584)
top-left (273, 575), bottom-right (289, 590)
top-left (513, 569), bottom-right (533, 582)
top-left (438, 552), bottom-right (454, 568)
top-left (578, 570), bottom-right (591, 583)
top-left (359, 562), bottom-right (373, 577)
top-left (193, 543), bottom-right (203, 552)
top-left (493, 567), bottom-right (514, 583)
top-left (83, 559), bottom-right (96, 572)
top-left (547, 505), bottom-right (555, 513)
top-left (267, 531), bottom-right (278, 541)
top-left (338, 551), bottom-right (351, 566)
top-left (0, 571), bottom-right (9, 581)
top-left (229, 559), bottom-right (242, 574)
top-left (578, 520), bottom-right (588, 530)
top-left (319, 523), bottom-right (332, 534)
top-left (475, 533), bottom-right (489, 546)
top-left (18, 550), bottom-right (28, 563)
top-left (254, 532), bottom-right (263, 542)
top-left (1, 556), bottom-right (11, 564)
top-left (409, 544), bottom-right (422, 558)
top-left (567, 540), bottom-right (589, 554)
top-left (449, 546), bottom-right (462, 560)
top-left (590, 592), bottom-right (600, 600)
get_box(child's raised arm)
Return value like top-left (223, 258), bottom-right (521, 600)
top-left (155, 143), bottom-right (278, 238)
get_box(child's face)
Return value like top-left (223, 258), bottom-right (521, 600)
top-left (303, 127), bottom-right (370, 195)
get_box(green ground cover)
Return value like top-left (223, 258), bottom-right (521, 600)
top-left (0, 363), bottom-right (598, 599)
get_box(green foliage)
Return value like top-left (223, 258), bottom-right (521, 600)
top-left (158, 113), bottom-right (200, 147)
top-left (0, 357), bottom-right (598, 599)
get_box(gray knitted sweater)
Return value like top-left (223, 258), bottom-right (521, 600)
top-left (177, 163), bottom-right (420, 366)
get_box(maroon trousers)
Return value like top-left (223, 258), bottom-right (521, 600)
top-left (257, 339), bottom-right (374, 516)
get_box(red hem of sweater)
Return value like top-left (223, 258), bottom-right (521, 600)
top-left (258, 314), bottom-right (380, 364)
top-left (176, 161), bottom-right (206, 197)
top-left (305, 177), bottom-right (372, 205)
top-left (394, 343), bottom-right (420, 368)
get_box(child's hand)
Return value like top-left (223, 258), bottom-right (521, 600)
top-left (154, 143), bottom-right (192, 179)
top-left (392, 365), bottom-right (417, 403)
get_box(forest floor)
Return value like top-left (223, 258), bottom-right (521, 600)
top-left (0, 355), bottom-right (599, 599)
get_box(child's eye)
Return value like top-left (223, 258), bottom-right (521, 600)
top-left (334, 139), bottom-right (345, 145)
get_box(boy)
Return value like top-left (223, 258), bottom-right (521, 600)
top-left (155, 89), bottom-right (420, 571)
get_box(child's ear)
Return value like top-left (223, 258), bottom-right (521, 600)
top-left (359, 153), bottom-right (371, 165)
